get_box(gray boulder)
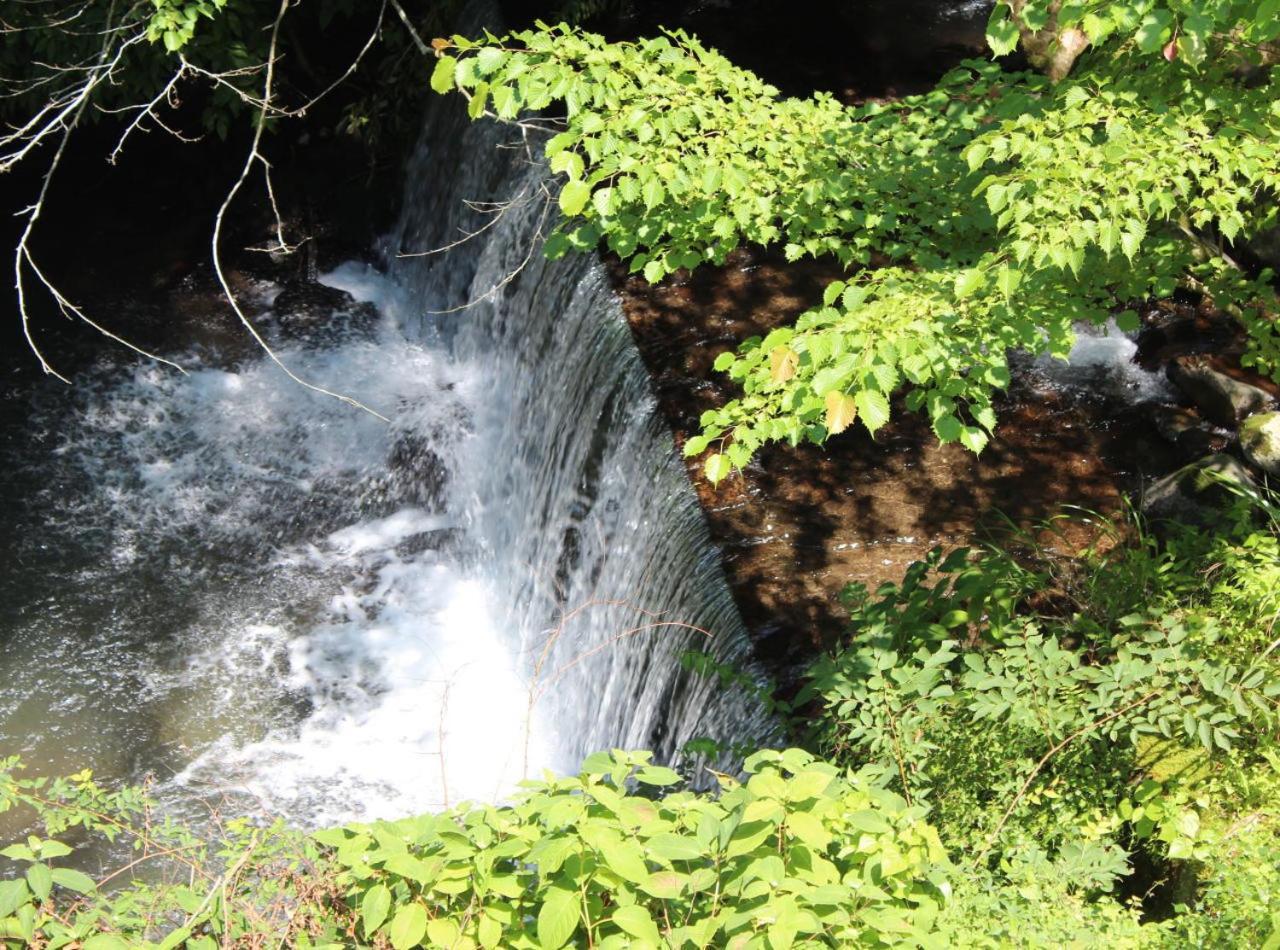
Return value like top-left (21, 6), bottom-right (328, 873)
top-left (1240, 411), bottom-right (1280, 478)
top-left (1142, 453), bottom-right (1257, 526)
top-left (1146, 404), bottom-right (1222, 461)
top-left (1166, 357), bottom-right (1273, 427)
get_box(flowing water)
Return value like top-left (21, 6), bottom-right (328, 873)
top-left (0, 53), bottom-right (773, 828)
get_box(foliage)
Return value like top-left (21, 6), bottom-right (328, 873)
top-left (1, 750), bottom-right (953, 948)
top-left (431, 14), bottom-right (1280, 480)
top-left (801, 499), bottom-right (1280, 941)
top-left (985, 0), bottom-right (1280, 66)
top-left (0, 756), bottom-right (349, 948)
top-left (803, 548), bottom-right (1277, 851)
top-left (3, 502), bottom-right (1280, 946)
top-left (318, 748), bottom-right (949, 949)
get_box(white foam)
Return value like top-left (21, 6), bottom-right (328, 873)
top-left (15, 267), bottom-right (561, 827)
top-left (1030, 319), bottom-right (1173, 404)
top-left (173, 510), bottom-right (550, 824)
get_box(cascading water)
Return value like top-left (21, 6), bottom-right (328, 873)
top-left (0, 12), bottom-right (773, 829)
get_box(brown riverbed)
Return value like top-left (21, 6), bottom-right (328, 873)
top-left (609, 247), bottom-right (1186, 674)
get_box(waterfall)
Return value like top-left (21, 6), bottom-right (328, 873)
top-left (383, 61), bottom-right (777, 776)
top-left (0, 5), bottom-right (774, 828)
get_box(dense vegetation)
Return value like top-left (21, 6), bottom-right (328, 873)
top-left (430, 2), bottom-right (1280, 479)
top-left (4, 490), bottom-right (1278, 946)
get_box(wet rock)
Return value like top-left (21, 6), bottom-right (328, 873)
top-left (396, 527), bottom-right (463, 558)
top-left (1166, 356), bottom-right (1273, 427)
top-left (271, 280), bottom-right (377, 341)
top-left (1240, 411), bottom-right (1280, 478)
top-left (387, 432), bottom-right (450, 511)
top-left (1145, 404), bottom-right (1225, 462)
top-left (1142, 453), bottom-right (1257, 526)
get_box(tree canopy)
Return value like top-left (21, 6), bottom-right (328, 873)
top-left (430, 3), bottom-right (1280, 481)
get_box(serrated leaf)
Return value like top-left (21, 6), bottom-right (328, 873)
top-left (1115, 310), bottom-right (1140, 333)
top-left (933, 413), bottom-right (963, 443)
top-left (475, 46), bottom-right (505, 76)
top-left (986, 5), bottom-right (1020, 56)
top-left (855, 390), bottom-right (890, 435)
top-left (959, 426), bottom-right (989, 454)
top-left (770, 346), bottom-right (799, 383)
top-left (559, 180), bottom-right (591, 217)
top-left (953, 268), bottom-right (986, 299)
top-left (1135, 10), bottom-right (1174, 53)
top-left (825, 391), bottom-right (857, 434)
top-left (705, 453), bottom-right (732, 484)
top-left (430, 56), bottom-right (458, 94)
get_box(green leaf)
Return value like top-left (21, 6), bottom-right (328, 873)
top-left (1135, 10), bottom-right (1174, 53)
top-left (0, 879), bottom-right (28, 918)
top-left (845, 810), bottom-right (893, 834)
top-left (612, 905), bottom-right (662, 945)
top-left (475, 47), bottom-right (505, 76)
top-left (559, 180), bottom-right (592, 217)
top-left (389, 904), bottom-right (428, 950)
top-left (635, 765), bottom-right (681, 786)
top-left (537, 886), bottom-right (580, 950)
top-left (986, 4), bottom-right (1020, 56)
top-left (427, 918), bottom-right (462, 947)
top-left (647, 834), bottom-right (705, 862)
top-left (959, 425), bottom-right (988, 454)
top-left (855, 390), bottom-right (891, 435)
top-left (600, 838), bottom-right (650, 884)
top-left (705, 453), bottom-right (732, 484)
top-left (49, 868), bottom-right (95, 895)
top-left (82, 937), bottom-right (131, 950)
top-left (361, 884), bottom-right (392, 938)
top-left (953, 268), bottom-right (986, 299)
top-left (36, 841), bottom-right (72, 859)
top-left (25, 863), bottom-right (51, 902)
top-left (431, 56), bottom-right (458, 94)
top-left (478, 914), bottom-right (503, 950)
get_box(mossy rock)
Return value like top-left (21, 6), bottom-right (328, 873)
top-left (1240, 411), bottom-right (1280, 478)
top-left (1142, 453), bottom-right (1256, 526)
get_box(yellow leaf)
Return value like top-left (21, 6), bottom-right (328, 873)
top-left (769, 346), bottom-right (798, 383)
top-left (824, 391), bottom-right (857, 434)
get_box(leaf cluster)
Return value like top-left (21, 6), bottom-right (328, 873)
top-left (432, 17), bottom-right (1280, 480)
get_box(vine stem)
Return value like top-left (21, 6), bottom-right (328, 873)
top-left (977, 688), bottom-right (1161, 861)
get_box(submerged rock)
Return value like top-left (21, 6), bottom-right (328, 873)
top-left (1142, 453), bottom-right (1257, 526)
top-left (271, 280), bottom-right (377, 342)
top-left (1145, 404), bottom-right (1224, 462)
top-left (1166, 356), bottom-right (1273, 427)
top-left (1240, 411), bottom-right (1280, 478)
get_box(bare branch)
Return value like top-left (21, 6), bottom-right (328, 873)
top-left (209, 0), bottom-right (389, 422)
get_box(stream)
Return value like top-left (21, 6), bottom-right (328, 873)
top-left (0, 52), bottom-right (774, 829)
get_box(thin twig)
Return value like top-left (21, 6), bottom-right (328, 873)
top-left (209, 0), bottom-right (389, 422)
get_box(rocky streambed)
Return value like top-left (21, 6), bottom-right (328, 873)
top-left (611, 247), bottom-right (1280, 683)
